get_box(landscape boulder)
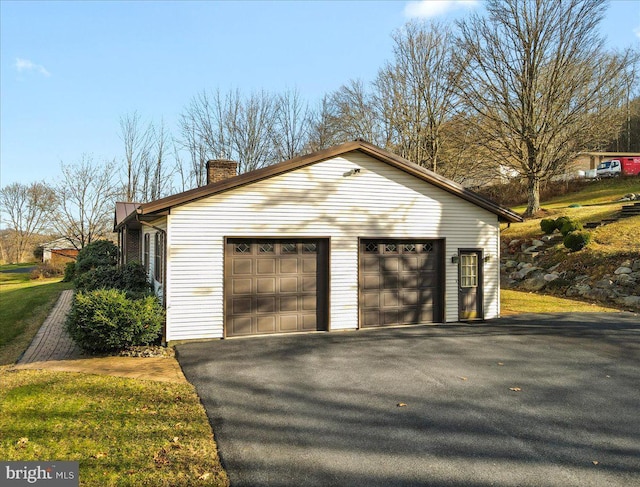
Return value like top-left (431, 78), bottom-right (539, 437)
top-left (614, 266), bottom-right (632, 275)
top-left (565, 283), bottom-right (591, 298)
top-left (617, 295), bottom-right (640, 308)
top-left (522, 276), bottom-right (547, 291)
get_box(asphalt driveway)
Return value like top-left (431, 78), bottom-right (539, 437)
top-left (176, 313), bottom-right (640, 487)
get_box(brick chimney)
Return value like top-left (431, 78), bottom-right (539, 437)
top-left (206, 159), bottom-right (237, 184)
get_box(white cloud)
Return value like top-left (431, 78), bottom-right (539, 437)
top-left (404, 0), bottom-right (478, 19)
top-left (15, 58), bottom-right (51, 77)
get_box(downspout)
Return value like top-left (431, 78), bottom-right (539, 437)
top-left (139, 220), bottom-right (168, 345)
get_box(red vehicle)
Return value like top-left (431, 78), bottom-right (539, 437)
top-left (596, 156), bottom-right (640, 177)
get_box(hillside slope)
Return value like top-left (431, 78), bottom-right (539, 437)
top-left (500, 178), bottom-right (640, 312)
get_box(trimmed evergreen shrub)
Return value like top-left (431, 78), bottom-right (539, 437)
top-left (66, 289), bottom-right (164, 353)
top-left (563, 231), bottom-right (591, 252)
top-left (540, 218), bottom-right (557, 234)
top-left (554, 216), bottom-right (571, 230)
top-left (559, 219), bottom-right (583, 236)
top-left (74, 266), bottom-right (119, 292)
top-left (117, 261), bottom-right (154, 299)
top-left (63, 261), bottom-right (76, 282)
top-left (75, 240), bottom-right (119, 275)
top-left (74, 261), bottom-right (153, 298)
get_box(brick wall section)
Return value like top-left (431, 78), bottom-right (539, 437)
top-left (206, 160), bottom-right (237, 184)
top-left (126, 228), bottom-right (141, 263)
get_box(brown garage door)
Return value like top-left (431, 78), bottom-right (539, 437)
top-left (225, 238), bottom-right (328, 337)
top-left (359, 239), bottom-right (444, 328)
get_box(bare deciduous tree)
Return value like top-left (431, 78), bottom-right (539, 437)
top-left (0, 181), bottom-right (56, 262)
top-left (325, 79), bottom-right (385, 146)
top-left (457, 0), bottom-right (632, 215)
top-left (231, 90), bottom-right (277, 172)
top-left (273, 88), bottom-right (311, 161)
top-left (120, 111), bottom-right (153, 201)
top-left (179, 89), bottom-right (280, 180)
top-left (120, 112), bottom-right (175, 202)
top-left (374, 21), bottom-right (462, 173)
top-left (53, 155), bottom-right (117, 248)
top-left (305, 94), bottom-right (342, 152)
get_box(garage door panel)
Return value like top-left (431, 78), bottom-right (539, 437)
top-left (257, 278), bottom-right (276, 294)
top-left (230, 316), bottom-right (252, 336)
top-left (382, 291), bottom-right (400, 307)
top-left (302, 295), bottom-right (316, 311)
top-left (362, 292), bottom-right (379, 308)
top-left (362, 256), bottom-right (379, 272)
top-left (302, 314), bottom-right (317, 330)
top-left (232, 297), bottom-right (252, 314)
top-left (257, 259), bottom-right (276, 274)
top-left (383, 310), bottom-right (400, 325)
top-left (363, 274), bottom-right (380, 290)
top-left (233, 259), bottom-right (252, 274)
top-left (302, 258), bottom-right (317, 273)
top-left (363, 310), bottom-right (380, 327)
top-left (232, 279), bottom-right (252, 295)
top-left (382, 257), bottom-right (400, 272)
top-left (257, 315), bottom-right (276, 333)
top-left (279, 295), bottom-right (298, 312)
top-left (417, 272), bottom-right (437, 287)
top-left (257, 296), bottom-right (275, 313)
top-left (280, 315), bottom-right (299, 331)
top-left (360, 239), bottom-right (443, 328)
top-left (403, 290), bottom-right (418, 305)
top-left (279, 277), bottom-right (298, 293)
top-left (302, 277), bottom-right (317, 292)
top-left (402, 256), bottom-right (420, 271)
top-left (226, 239), bottom-right (327, 337)
top-left (280, 259), bottom-right (298, 274)
top-left (381, 274), bottom-right (399, 289)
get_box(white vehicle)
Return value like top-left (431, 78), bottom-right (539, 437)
top-left (596, 157), bottom-right (640, 178)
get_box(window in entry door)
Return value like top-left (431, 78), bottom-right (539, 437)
top-left (460, 254), bottom-right (478, 288)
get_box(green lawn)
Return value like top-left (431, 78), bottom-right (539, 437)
top-left (510, 177), bottom-right (640, 214)
top-left (501, 289), bottom-right (621, 315)
top-left (502, 177), bottom-right (640, 287)
top-left (0, 368), bottom-right (229, 486)
top-left (0, 275), bottom-right (73, 365)
top-left (0, 269), bottom-right (229, 486)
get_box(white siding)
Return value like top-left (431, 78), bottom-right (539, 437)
top-left (165, 153), bottom-right (500, 341)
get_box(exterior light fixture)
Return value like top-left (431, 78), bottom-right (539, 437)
top-left (483, 255), bottom-right (491, 263)
top-left (451, 255), bottom-right (459, 264)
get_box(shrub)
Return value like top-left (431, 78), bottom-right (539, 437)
top-left (63, 262), bottom-right (76, 282)
top-left (117, 261), bottom-right (154, 299)
top-left (554, 216), bottom-right (571, 230)
top-left (559, 219), bottom-right (583, 236)
top-left (74, 261), bottom-right (153, 298)
top-left (540, 218), bottom-right (557, 234)
top-left (30, 263), bottom-right (64, 280)
top-left (66, 289), bottom-right (164, 353)
top-left (563, 231), bottom-right (591, 252)
top-left (75, 240), bottom-right (119, 276)
top-left (74, 266), bottom-right (120, 293)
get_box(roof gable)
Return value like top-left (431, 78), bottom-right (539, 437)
top-left (116, 141), bottom-right (522, 228)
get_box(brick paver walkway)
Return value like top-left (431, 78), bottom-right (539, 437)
top-left (17, 289), bottom-right (83, 363)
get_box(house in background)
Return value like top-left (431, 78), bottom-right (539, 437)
top-left (115, 140), bottom-right (522, 343)
top-left (41, 238), bottom-right (80, 266)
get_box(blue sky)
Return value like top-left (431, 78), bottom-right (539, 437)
top-left (1, 0), bottom-right (639, 189)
